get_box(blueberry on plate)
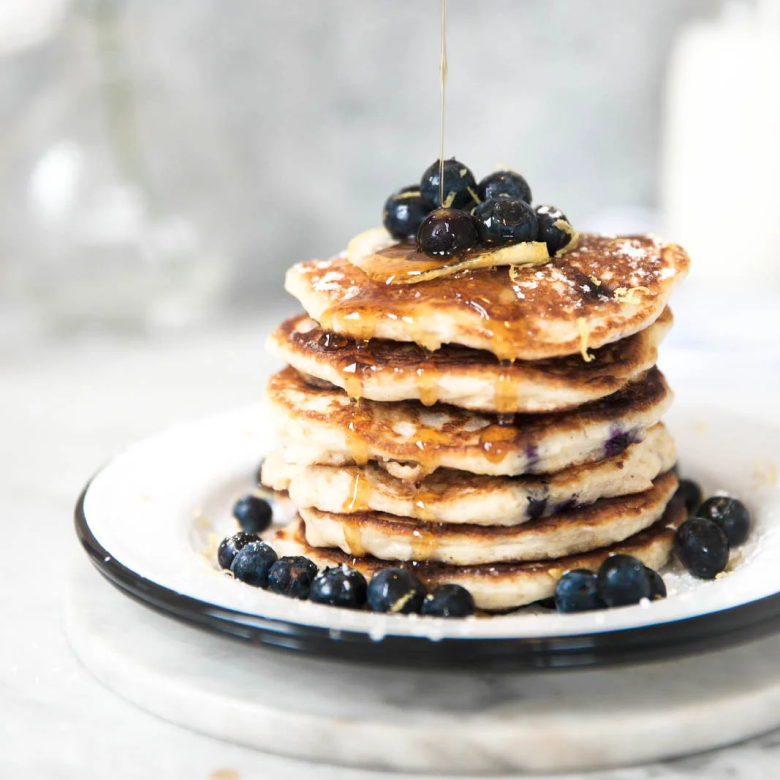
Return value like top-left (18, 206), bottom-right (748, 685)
top-left (229, 541), bottom-right (278, 587)
top-left (535, 205), bottom-right (573, 255)
top-left (233, 494), bottom-right (273, 535)
top-left (268, 556), bottom-right (318, 600)
top-left (697, 496), bottom-right (750, 547)
top-left (309, 565), bottom-right (368, 610)
top-left (217, 531), bottom-right (259, 570)
top-left (473, 197), bottom-right (537, 247)
top-left (422, 584), bottom-right (476, 618)
top-left (476, 170), bottom-right (532, 205)
top-left (417, 208), bottom-right (478, 258)
top-left (674, 478), bottom-right (702, 515)
top-left (367, 568), bottom-right (426, 614)
top-left (675, 518), bottom-right (730, 579)
top-left (597, 554), bottom-right (652, 607)
top-left (420, 158), bottom-right (477, 209)
top-left (645, 566), bottom-right (667, 600)
top-left (554, 569), bottom-right (603, 613)
top-left (383, 186), bottom-right (435, 240)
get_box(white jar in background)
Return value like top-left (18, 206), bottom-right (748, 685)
top-left (661, 0), bottom-right (780, 288)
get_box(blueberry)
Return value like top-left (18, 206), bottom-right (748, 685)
top-left (675, 518), bottom-right (730, 579)
top-left (267, 556), bottom-right (318, 599)
top-left (604, 429), bottom-right (635, 458)
top-left (422, 584), bottom-right (476, 618)
top-left (420, 158), bottom-right (477, 209)
top-left (232, 494), bottom-right (273, 535)
top-left (461, 197), bottom-right (479, 216)
top-left (417, 208), bottom-right (478, 258)
top-left (367, 568), bottom-right (426, 614)
top-left (477, 170), bottom-right (532, 205)
top-left (217, 531), bottom-right (259, 570)
top-left (645, 566), bottom-right (667, 600)
top-left (535, 205), bottom-right (573, 255)
top-left (675, 479), bottom-right (702, 515)
top-left (383, 186), bottom-right (435, 240)
top-left (597, 554), bottom-right (652, 607)
top-left (473, 197), bottom-right (538, 247)
top-left (230, 541), bottom-right (278, 587)
top-left (555, 569), bottom-right (604, 613)
top-left (309, 565), bottom-right (368, 609)
top-left (697, 496), bottom-right (750, 547)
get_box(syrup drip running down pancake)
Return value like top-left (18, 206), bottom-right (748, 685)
top-left (261, 424), bottom-right (676, 526)
top-left (285, 234), bottom-right (689, 361)
top-left (265, 365), bottom-right (673, 480)
top-left (299, 471), bottom-right (678, 565)
top-left (267, 308), bottom-right (673, 414)
top-left (274, 499), bottom-right (686, 611)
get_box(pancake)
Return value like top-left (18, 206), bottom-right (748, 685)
top-left (265, 365), bottom-right (673, 480)
top-left (261, 424), bottom-right (676, 526)
top-left (273, 498), bottom-right (686, 611)
top-left (267, 308), bottom-right (673, 414)
top-left (284, 234), bottom-right (689, 361)
top-left (299, 470), bottom-right (677, 565)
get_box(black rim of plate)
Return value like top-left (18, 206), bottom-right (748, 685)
top-left (75, 477), bottom-right (780, 671)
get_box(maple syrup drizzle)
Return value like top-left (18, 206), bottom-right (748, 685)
top-left (413, 483), bottom-right (439, 522)
top-left (343, 373), bottom-right (363, 400)
top-left (415, 356), bottom-right (439, 406)
top-left (413, 425), bottom-right (451, 475)
top-left (494, 358), bottom-right (520, 425)
top-left (343, 469), bottom-right (371, 512)
top-left (438, 0), bottom-right (448, 204)
top-left (345, 400), bottom-right (370, 466)
top-left (319, 307), bottom-right (376, 344)
top-left (478, 424), bottom-right (517, 464)
top-left (342, 519), bottom-right (366, 557)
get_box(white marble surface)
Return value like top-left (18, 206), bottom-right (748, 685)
top-left (65, 561), bottom-right (780, 774)
top-left (5, 307), bottom-right (780, 779)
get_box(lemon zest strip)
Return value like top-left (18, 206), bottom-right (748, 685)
top-left (613, 286), bottom-right (651, 304)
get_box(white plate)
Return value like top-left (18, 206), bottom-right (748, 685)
top-left (75, 400), bottom-right (780, 668)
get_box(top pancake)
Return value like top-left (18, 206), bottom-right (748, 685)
top-left (285, 234), bottom-right (689, 361)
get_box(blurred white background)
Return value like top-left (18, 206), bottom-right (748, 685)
top-left (9, 0), bottom-right (776, 344)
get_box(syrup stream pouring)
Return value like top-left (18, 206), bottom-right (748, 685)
top-left (438, 0), bottom-right (448, 206)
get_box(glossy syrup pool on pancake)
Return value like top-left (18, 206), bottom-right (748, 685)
top-left (287, 234), bottom-right (689, 360)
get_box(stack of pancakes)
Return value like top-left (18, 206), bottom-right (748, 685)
top-left (262, 234), bottom-right (690, 611)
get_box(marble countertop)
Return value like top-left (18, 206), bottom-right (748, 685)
top-left (5, 305), bottom-right (780, 780)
